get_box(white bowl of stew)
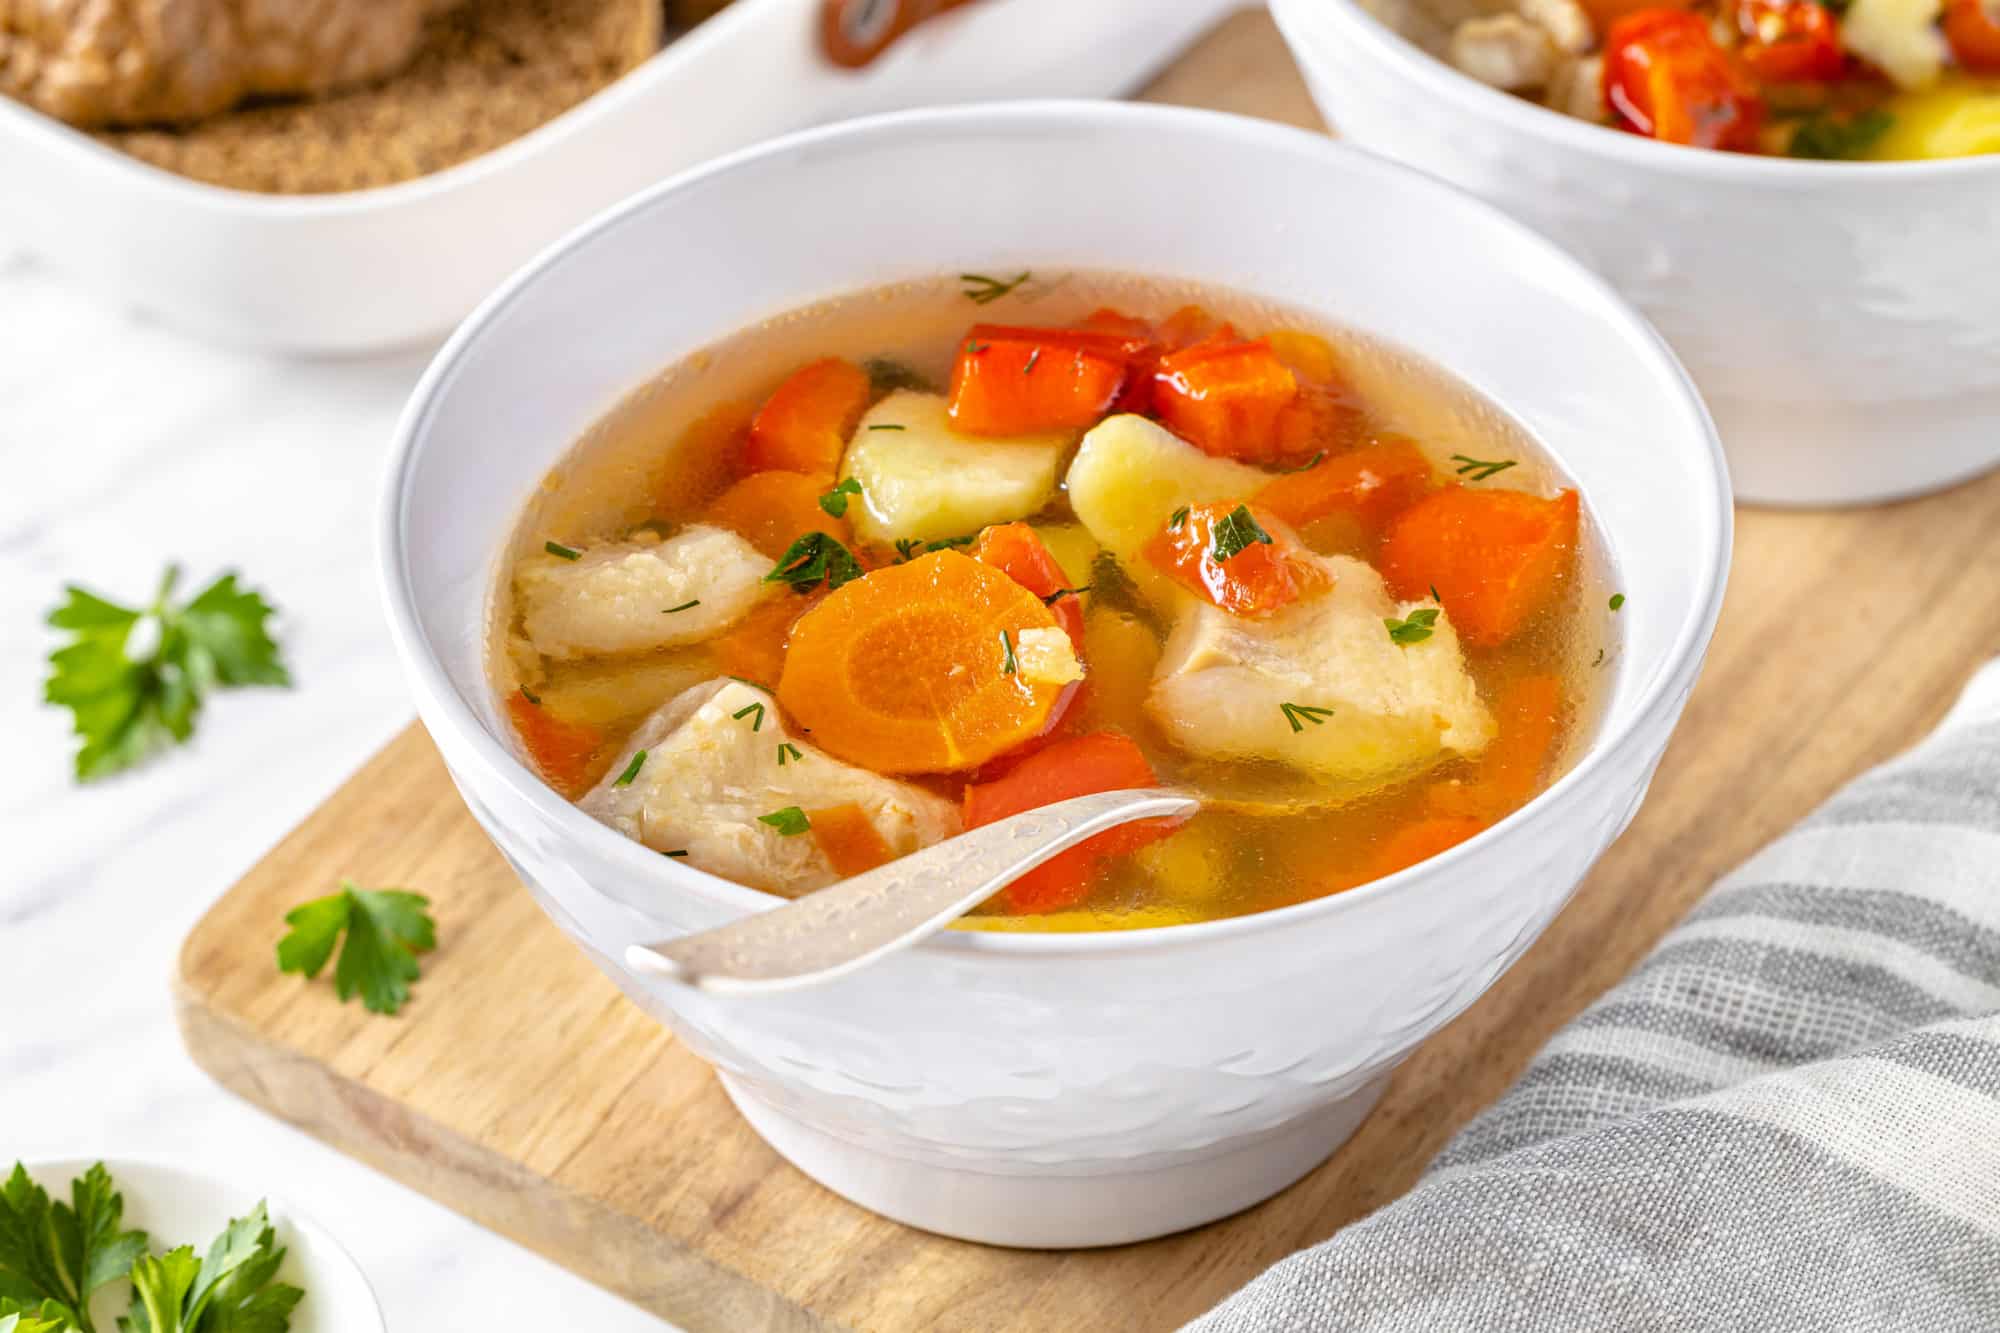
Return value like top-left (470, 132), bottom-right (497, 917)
top-left (381, 102), bottom-right (1729, 1247)
top-left (1272, 0), bottom-right (2000, 506)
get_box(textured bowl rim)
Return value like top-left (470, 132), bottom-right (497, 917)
top-left (380, 99), bottom-right (1732, 959)
top-left (1277, 0), bottom-right (2000, 183)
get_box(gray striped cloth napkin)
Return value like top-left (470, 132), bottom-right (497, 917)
top-left (1192, 659), bottom-right (2000, 1332)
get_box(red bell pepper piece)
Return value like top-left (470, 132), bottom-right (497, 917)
top-left (1603, 9), bottom-right (1765, 150)
top-left (1737, 0), bottom-right (1846, 82)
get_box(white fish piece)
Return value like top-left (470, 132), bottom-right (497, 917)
top-left (516, 525), bottom-right (773, 659)
top-left (581, 680), bottom-right (961, 895)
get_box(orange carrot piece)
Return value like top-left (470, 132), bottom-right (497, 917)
top-left (712, 590), bottom-right (824, 686)
top-left (1255, 437), bottom-right (1437, 533)
top-left (1142, 500), bottom-right (1307, 617)
top-left (962, 732), bottom-right (1180, 913)
top-left (776, 551), bottom-right (1065, 773)
top-left (947, 327), bottom-right (1130, 436)
top-left (1431, 674), bottom-right (1566, 820)
top-left (972, 522), bottom-right (1085, 649)
top-left (1362, 817), bottom-right (1489, 883)
top-left (1380, 487), bottom-right (1580, 648)
top-left (745, 359), bottom-right (871, 475)
top-left (506, 691), bottom-right (606, 799)
top-left (653, 399), bottom-right (755, 516)
top-left (809, 803), bottom-right (897, 877)
top-left (705, 470), bottom-right (852, 561)
top-left (1152, 337), bottom-right (1302, 463)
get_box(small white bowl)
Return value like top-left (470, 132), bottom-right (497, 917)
top-left (16, 1158), bottom-right (383, 1332)
top-left (1271, 0), bottom-right (2000, 507)
top-left (0, 0), bottom-right (1237, 354)
top-left (381, 102), bottom-right (1730, 1246)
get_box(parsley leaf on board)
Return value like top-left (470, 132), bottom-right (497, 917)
top-left (0, 1162), bottom-right (147, 1331)
top-left (1385, 607), bottom-right (1442, 645)
top-left (276, 882), bottom-right (437, 1016)
top-left (1209, 505), bottom-right (1274, 563)
top-left (121, 1200), bottom-right (301, 1333)
top-left (44, 567), bottom-right (290, 783)
top-left (764, 533), bottom-right (865, 593)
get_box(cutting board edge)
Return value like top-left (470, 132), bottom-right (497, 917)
top-left (170, 958), bottom-right (838, 1333)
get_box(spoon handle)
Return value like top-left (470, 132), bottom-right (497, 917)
top-left (624, 788), bottom-right (1197, 995)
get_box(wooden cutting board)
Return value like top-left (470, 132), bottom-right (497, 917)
top-left (174, 11), bottom-right (2000, 1331)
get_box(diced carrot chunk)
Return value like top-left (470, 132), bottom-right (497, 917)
top-left (1254, 437), bottom-right (1437, 533)
top-left (1431, 674), bottom-right (1566, 820)
top-left (1142, 500), bottom-right (1307, 617)
top-left (746, 359), bottom-right (871, 475)
top-left (947, 328), bottom-right (1129, 436)
top-left (1153, 337), bottom-right (1304, 463)
top-left (653, 399), bottom-right (755, 516)
top-left (705, 470), bottom-right (852, 561)
top-left (962, 732), bottom-right (1181, 913)
top-left (1155, 305), bottom-right (1224, 351)
top-left (809, 803), bottom-right (897, 877)
top-left (1380, 487), bottom-right (1580, 648)
top-left (777, 551), bottom-right (1064, 773)
top-left (506, 692), bottom-right (606, 799)
top-left (1363, 817), bottom-right (1489, 882)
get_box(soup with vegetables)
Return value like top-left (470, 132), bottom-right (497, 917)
top-left (491, 273), bottom-right (1619, 931)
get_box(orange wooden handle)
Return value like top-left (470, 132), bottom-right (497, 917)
top-left (821, 0), bottom-right (980, 67)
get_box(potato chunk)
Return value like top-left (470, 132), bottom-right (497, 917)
top-left (1841, 0), bottom-right (1947, 90)
top-left (1066, 415), bottom-right (1269, 567)
top-left (516, 525), bottom-right (772, 660)
top-left (840, 392), bottom-right (1068, 544)
top-left (581, 680), bottom-right (961, 896)
top-left (1148, 554), bottom-right (1493, 790)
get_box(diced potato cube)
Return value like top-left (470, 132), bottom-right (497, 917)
top-left (840, 391), bottom-right (1069, 544)
top-left (1015, 626), bottom-right (1083, 686)
top-left (1841, 0), bottom-right (1946, 90)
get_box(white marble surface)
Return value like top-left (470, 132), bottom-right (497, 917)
top-left (0, 248), bottom-right (670, 1331)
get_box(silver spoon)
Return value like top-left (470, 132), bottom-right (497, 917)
top-left (624, 788), bottom-right (1197, 995)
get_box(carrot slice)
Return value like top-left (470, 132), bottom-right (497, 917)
top-left (507, 691), bottom-right (606, 799)
top-left (1380, 487), bottom-right (1580, 648)
top-left (1363, 816), bottom-right (1489, 882)
top-left (776, 551), bottom-right (1065, 773)
top-left (962, 732), bottom-right (1181, 913)
top-left (1143, 500), bottom-right (1307, 617)
top-left (1255, 437), bottom-right (1437, 533)
top-left (972, 522), bottom-right (1085, 649)
top-left (705, 470), bottom-right (852, 561)
top-left (809, 803), bottom-right (897, 877)
top-left (1431, 674), bottom-right (1566, 820)
top-left (712, 590), bottom-right (825, 685)
top-left (947, 328), bottom-right (1130, 436)
top-left (1153, 337), bottom-right (1303, 463)
top-left (745, 359), bottom-right (871, 476)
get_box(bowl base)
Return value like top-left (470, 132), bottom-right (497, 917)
top-left (1713, 385), bottom-right (2000, 508)
top-left (718, 1072), bottom-right (1389, 1248)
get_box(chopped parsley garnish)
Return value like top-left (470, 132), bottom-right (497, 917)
top-left (1789, 108), bottom-right (1893, 160)
top-left (819, 477), bottom-right (863, 518)
top-left (662, 599), bottom-right (701, 614)
top-left (276, 880), bottom-right (436, 1016)
top-left (518, 685), bottom-right (541, 705)
top-left (726, 675), bottom-right (766, 690)
top-left (543, 540), bottom-right (582, 560)
top-left (1385, 608), bottom-right (1442, 645)
top-left (1277, 451), bottom-right (1325, 474)
top-left (777, 742), bottom-right (803, 766)
top-left (960, 271), bottom-right (1030, 305)
top-left (1024, 347), bottom-right (1042, 374)
top-left (926, 534), bottom-right (977, 551)
top-left (1450, 455), bottom-right (1516, 482)
top-left (1593, 648), bottom-right (1607, 668)
top-left (1280, 702), bottom-right (1335, 733)
top-left (863, 357), bottom-right (932, 394)
top-left (614, 749), bottom-right (648, 786)
top-left (868, 423), bottom-right (907, 431)
top-left (964, 338), bottom-right (990, 355)
top-left (894, 537), bottom-right (924, 562)
top-left (44, 564), bottom-right (290, 783)
top-left (998, 630), bottom-right (1019, 675)
top-left (1429, 585), bottom-right (1442, 603)
top-left (765, 532), bottom-right (865, 592)
top-left (1168, 505), bottom-right (1190, 530)
top-left (1042, 585), bottom-right (1093, 605)
top-left (759, 806), bottom-right (811, 836)
top-left (664, 849), bottom-right (690, 858)
top-left (733, 700), bottom-right (766, 731)
top-left (1609, 593), bottom-right (1626, 611)
top-left (1210, 505), bottom-right (1274, 562)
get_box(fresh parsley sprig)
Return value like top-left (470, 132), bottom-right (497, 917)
top-left (818, 478), bottom-right (862, 519)
top-left (759, 807), bottom-right (811, 836)
top-left (277, 882), bottom-right (436, 1016)
top-left (123, 1200), bottom-right (302, 1333)
top-left (765, 533), bottom-right (865, 593)
top-left (1210, 506), bottom-right (1274, 563)
top-left (1385, 608), bottom-right (1441, 645)
top-left (44, 566), bottom-right (290, 783)
top-left (0, 1162), bottom-right (146, 1331)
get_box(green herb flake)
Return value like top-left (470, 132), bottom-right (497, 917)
top-left (960, 271), bottom-right (1030, 305)
top-left (819, 477), bottom-right (863, 518)
top-left (894, 537), bottom-right (924, 562)
top-left (777, 741), bottom-right (803, 767)
top-left (518, 685), bottom-right (541, 706)
top-left (664, 849), bottom-right (690, 858)
top-left (999, 630), bottom-right (1019, 676)
top-left (868, 423), bottom-right (907, 432)
top-left (924, 533), bottom-right (977, 552)
top-left (1168, 505), bottom-right (1191, 531)
top-left (662, 599), bottom-right (701, 614)
top-left (1023, 347), bottom-right (1042, 374)
top-left (544, 540), bottom-right (582, 560)
top-left (1042, 585), bottom-right (1094, 606)
top-left (1385, 607), bottom-right (1442, 646)
top-left (1210, 505), bottom-right (1274, 563)
top-left (863, 358), bottom-right (932, 395)
top-left (44, 564), bottom-right (291, 783)
top-left (1450, 455), bottom-right (1517, 482)
top-left (726, 675), bottom-right (766, 690)
top-left (1593, 648), bottom-right (1607, 668)
top-left (1789, 108), bottom-right (1893, 160)
top-left (1277, 451), bottom-right (1325, 475)
top-left (733, 700), bottom-right (767, 732)
top-left (759, 806), bottom-right (811, 836)
top-left (1609, 593), bottom-right (1626, 612)
top-left (614, 749), bottom-right (649, 786)
top-left (1429, 585), bottom-right (1442, 604)
top-left (964, 338), bottom-right (990, 356)
top-left (1280, 701), bottom-right (1336, 733)
top-left (765, 531), bottom-right (866, 593)
top-left (276, 880), bottom-right (436, 1016)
